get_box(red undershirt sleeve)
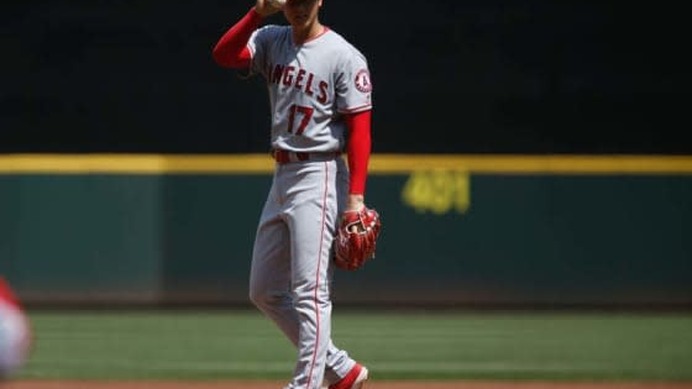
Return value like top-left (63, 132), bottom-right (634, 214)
top-left (344, 110), bottom-right (372, 195)
top-left (212, 8), bottom-right (262, 69)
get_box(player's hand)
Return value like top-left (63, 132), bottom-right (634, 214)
top-left (334, 204), bottom-right (382, 270)
top-left (255, 0), bottom-right (283, 17)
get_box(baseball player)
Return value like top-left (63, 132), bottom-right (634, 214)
top-left (0, 277), bottom-right (32, 379)
top-left (212, 0), bottom-right (373, 388)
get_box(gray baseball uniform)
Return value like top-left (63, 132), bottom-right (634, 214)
top-left (246, 25), bottom-right (372, 389)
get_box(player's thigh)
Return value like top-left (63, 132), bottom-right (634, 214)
top-left (287, 181), bottom-right (339, 281)
top-left (250, 217), bottom-right (291, 292)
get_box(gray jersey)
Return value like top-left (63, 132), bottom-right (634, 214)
top-left (248, 26), bottom-right (372, 153)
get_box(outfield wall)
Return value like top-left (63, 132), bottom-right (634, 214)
top-left (1, 154), bottom-right (691, 307)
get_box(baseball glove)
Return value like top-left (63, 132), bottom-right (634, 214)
top-left (333, 206), bottom-right (382, 271)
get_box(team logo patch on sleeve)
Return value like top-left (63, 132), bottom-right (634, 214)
top-left (354, 69), bottom-right (372, 93)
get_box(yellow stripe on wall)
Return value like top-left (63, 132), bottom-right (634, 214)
top-left (0, 153), bottom-right (691, 174)
top-left (369, 154), bottom-right (692, 174)
top-left (0, 154), bottom-right (273, 174)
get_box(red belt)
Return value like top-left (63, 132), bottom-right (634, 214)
top-left (271, 149), bottom-right (340, 164)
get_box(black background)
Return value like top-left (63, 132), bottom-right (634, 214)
top-left (2, 0), bottom-right (690, 154)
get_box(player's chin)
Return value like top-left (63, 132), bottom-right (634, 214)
top-left (288, 15), bottom-right (308, 26)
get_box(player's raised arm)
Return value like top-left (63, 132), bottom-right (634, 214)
top-left (212, 1), bottom-right (282, 69)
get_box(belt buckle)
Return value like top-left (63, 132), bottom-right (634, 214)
top-left (271, 149), bottom-right (292, 164)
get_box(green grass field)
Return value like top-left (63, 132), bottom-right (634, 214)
top-left (17, 309), bottom-right (692, 382)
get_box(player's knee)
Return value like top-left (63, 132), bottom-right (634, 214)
top-left (249, 286), bottom-right (276, 309)
top-left (248, 288), bottom-right (263, 308)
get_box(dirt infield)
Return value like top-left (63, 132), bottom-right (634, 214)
top-left (4, 381), bottom-right (692, 389)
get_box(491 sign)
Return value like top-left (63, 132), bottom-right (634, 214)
top-left (401, 170), bottom-right (471, 215)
